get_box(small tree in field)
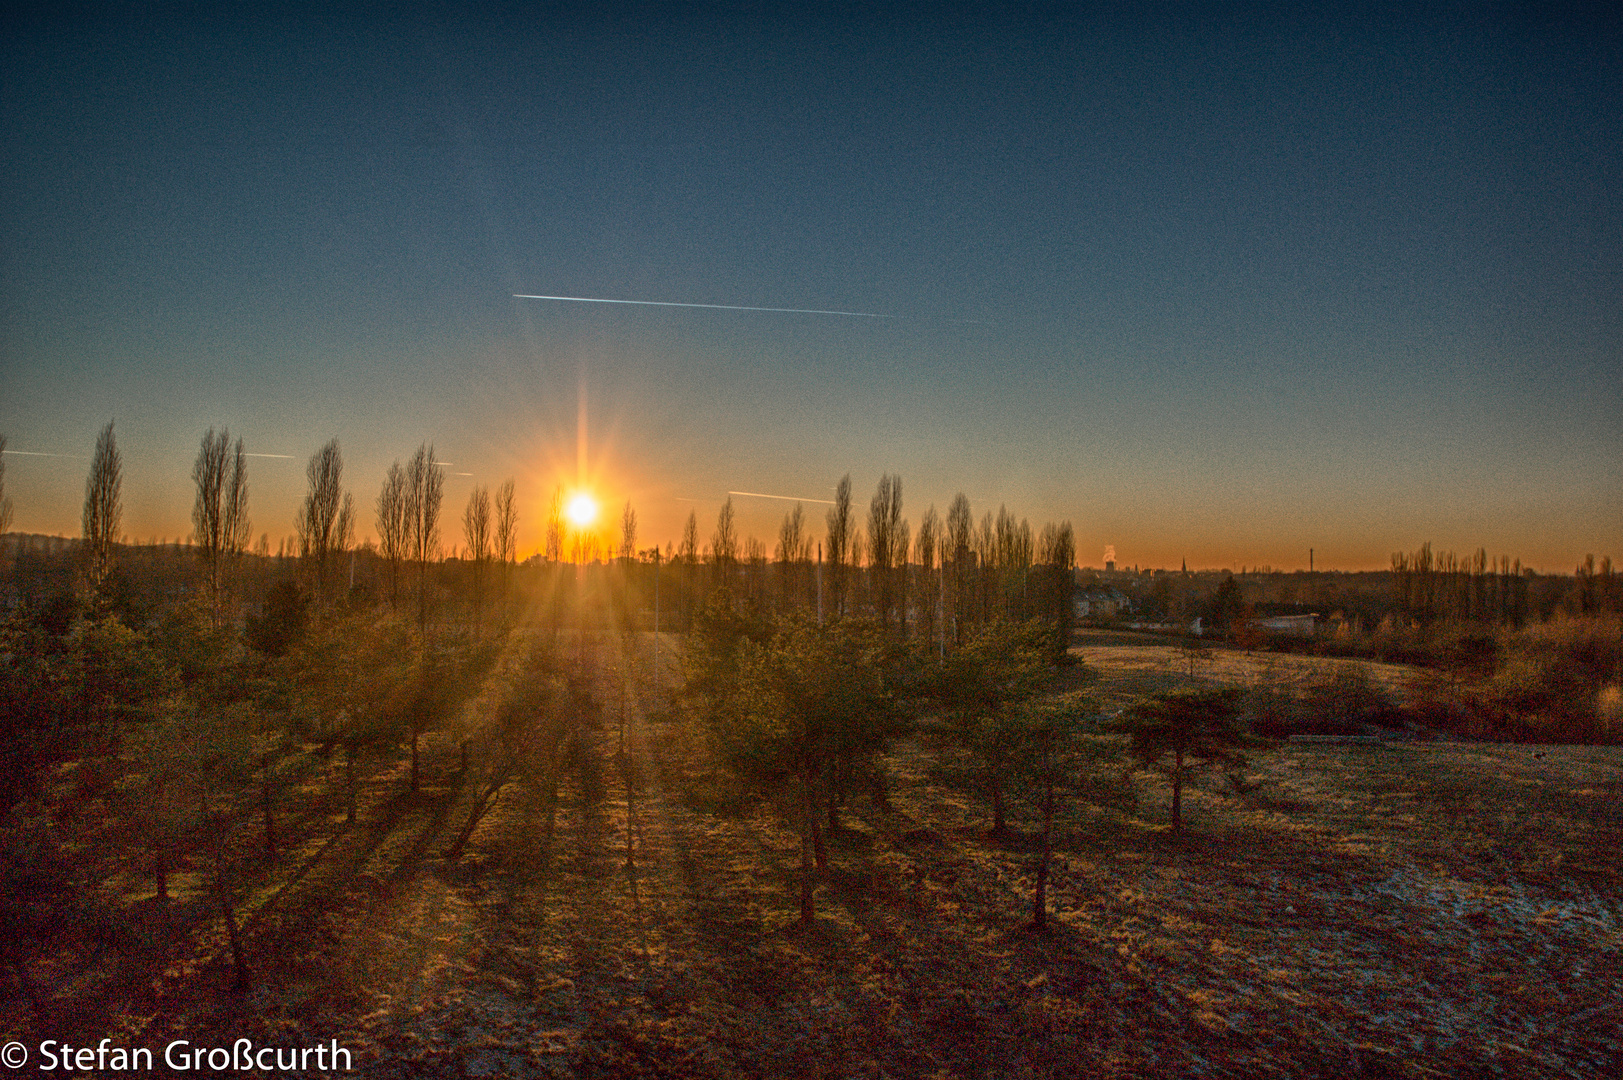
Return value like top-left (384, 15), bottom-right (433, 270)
top-left (1108, 688), bottom-right (1255, 834)
top-left (732, 617), bottom-right (893, 924)
top-left (926, 619), bottom-right (1054, 834)
top-left (688, 611), bottom-right (891, 924)
top-left (1014, 697), bottom-right (1131, 930)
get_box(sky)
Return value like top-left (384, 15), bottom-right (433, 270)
top-left (3, 5), bottom-right (1620, 572)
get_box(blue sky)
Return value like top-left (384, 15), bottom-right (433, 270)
top-left (3, 6), bottom-right (1619, 569)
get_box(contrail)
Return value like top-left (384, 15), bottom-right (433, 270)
top-left (245, 453), bottom-right (295, 459)
top-left (514, 294), bottom-right (895, 319)
top-left (1, 450), bottom-right (84, 458)
top-left (730, 490), bottom-right (837, 505)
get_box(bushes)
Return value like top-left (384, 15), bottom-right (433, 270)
top-left (1468, 618), bottom-right (1622, 742)
top-left (1244, 663), bottom-right (1400, 739)
top-left (1284, 616), bottom-right (1621, 744)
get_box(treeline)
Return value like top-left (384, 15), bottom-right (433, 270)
top-left (1389, 542), bottom-right (1620, 627)
top-left (0, 426), bottom-right (1079, 649)
top-left (1390, 543), bottom-right (1534, 626)
top-left (606, 478), bottom-right (1076, 651)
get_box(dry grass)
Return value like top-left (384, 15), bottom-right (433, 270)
top-left (6, 634), bottom-right (1620, 1078)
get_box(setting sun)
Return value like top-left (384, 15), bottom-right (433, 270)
top-left (566, 491), bottom-right (598, 528)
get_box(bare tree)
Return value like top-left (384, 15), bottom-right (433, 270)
top-left (895, 518), bottom-right (911, 638)
top-left (463, 485), bottom-right (491, 623)
top-left (680, 510), bottom-right (699, 628)
top-left (192, 428), bottom-right (250, 629)
top-left (545, 487), bottom-right (564, 563)
top-left (916, 505), bottom-right (940, 652)
top-left (297, 439), bottom-right (353, 611)
top-left (620, 501), bottom-right (637, 561)
top-left (405, 444), bottom-right (444, 634)
top-left (946, 493), bottom-right (973, 643)
top-left (776, 503), bottom-right (812, 611)
top-left (825, 475), bottom-right (854, 617)
top-left (867, 474), bottom-right (904, 634)
top-left (495, 478), bottom-right (517, 608)
top-left (1038, 521), bottom-right (1076, 647)
top-left (0, 433), bottom-right (13, 537)
top-left (82, 421), bottom-right (121, 593)
top-left (977, 511), bottom-right (996, 623)
top-left (994, 507), bottom-right (1034, 618)
top-left (377, 462), bottom-right (408, 611)
top-left (712, 496), bottom-right (737, 588)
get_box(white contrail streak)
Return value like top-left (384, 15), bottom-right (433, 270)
top-left (729, 490), bottom-right (837, 505)
top-left (1, 450), bottom-right (84, 458)
top-left (244, 453), bottom-right (295, 459)
top-left (514, 294), bottom-right (895, 319)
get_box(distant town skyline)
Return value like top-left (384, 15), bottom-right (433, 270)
top-left (3, 8), bottom-right (1619, 572)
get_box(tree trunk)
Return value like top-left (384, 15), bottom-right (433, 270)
top-left (214, 871), bottom-right (250, 992)
top-left (345, 746), bottom-right (357, 824)
top-left (1171, 749), bottom-right (1184, 834)
top-left (261, 764), bottom-right (276, 857)
top-left (812, 813), bottom-right (828, 870)
top-left (625, 782), bottom-right (636, 870)
top-left (800, 771), bottom-right (817, 924)
top-left (445, 768), bottom-right (512, 861)
top-left (1032, 782), bottom-right (1053, 930)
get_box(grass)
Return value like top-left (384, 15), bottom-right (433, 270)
top-left (4, 633), bottom-right (1619, 1077)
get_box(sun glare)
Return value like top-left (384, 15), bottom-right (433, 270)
top-left (566, 492), bottom-right (598, 528)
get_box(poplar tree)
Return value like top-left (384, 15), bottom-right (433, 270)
top-left (776, 503), bottom-right (812, 612)
top-left (619, 502), bottom-right (637, 561)
top-left (192, 428), bottom-right (250, 629)
top-left (712, 497), bottom-right (737, 586)
top-left (495, 479), bottom-right (518, 609)
top-left (1038, 521), bottom-right (1076, 654)
top-left (405, 444), bottom-right (444, 634)
top-left (680, 510), bottom-right (699, 629)
top-left (915, 505), bottom-right (940, 651)
top-left (82, 421), bottom-right (122, 594)
top-left (296, 439), bottom-right (353, 612)
top-left (376, 462), bottom-right (408, 611)
top-left (0, 433), bottom-right (13, 537)
top-left (825, 475), bottom-right (854, 617)
top-left (867, 474), bottom-right (904, 634)
top-left (545, 487), bottom-right (565, 562)
top-left (946, 494), bottom-right (973, 642)
top-left (463, 485), bottom-right (491, 622)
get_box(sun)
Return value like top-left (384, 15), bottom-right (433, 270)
top-left (566, 491), bottom-right (598, 528)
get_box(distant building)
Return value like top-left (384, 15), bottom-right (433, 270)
top-left (1074, 586), bottom-right (1131, 619)
top-left (1249, 613), bottom-right (1319, 637)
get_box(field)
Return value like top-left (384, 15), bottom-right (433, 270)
top-left (8, 633), bottom-right (1622, 1078)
